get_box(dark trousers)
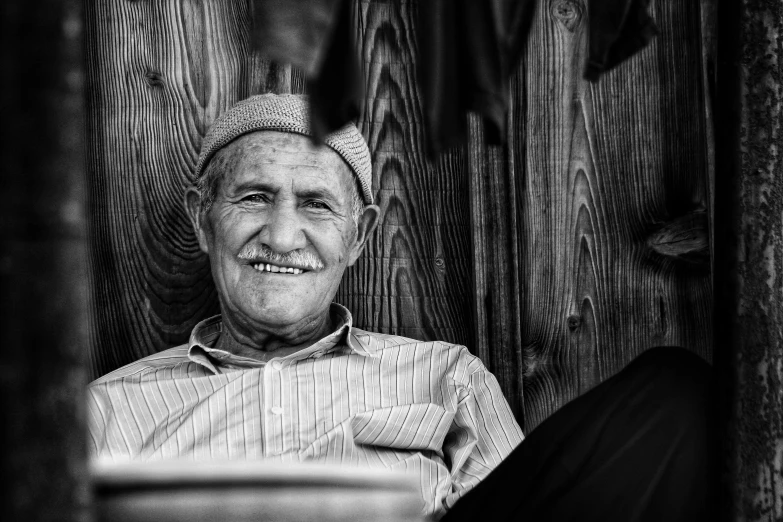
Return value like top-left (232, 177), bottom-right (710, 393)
top-left (443, 346), bottom-right (715, 522)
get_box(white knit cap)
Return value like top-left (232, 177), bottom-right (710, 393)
top-left (195, 94), bottom-right (373, 204)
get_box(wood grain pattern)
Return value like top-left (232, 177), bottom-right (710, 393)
top-left (85, 0), bottom-right (299, 376)
top-left (336, 0), bottom-right (476, 348)
top-left (87, 0), bottom-right (477, 378)
top-left (699, 0), bottom-right (716, 278)
top-left (0, 0), bottom-right (90, 519)
top-left (467, 114), bottom-right (525, 421)
top-left (84, 0), bottom-right (715, 443)
top-left (518, 0), bottom-right (713, 431)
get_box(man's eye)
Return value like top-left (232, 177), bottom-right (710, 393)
top-left (243, 194), bottom-right (269, 203)
top-left (305, 201), bottom-right (330, 211)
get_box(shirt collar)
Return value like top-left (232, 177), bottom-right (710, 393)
top-left (186, 303), bottom-right (374, 374)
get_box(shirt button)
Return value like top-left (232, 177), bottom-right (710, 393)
top-left (270, 360), bottom-right (283, 371)
top-left (270, 406), bottom-right (284, 415)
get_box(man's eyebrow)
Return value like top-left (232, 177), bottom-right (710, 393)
top-left (296, 187), bottom-right (341, 202)
top-left (229, 180), bottom-right (278, 193)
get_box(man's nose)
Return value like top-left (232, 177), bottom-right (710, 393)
top-left (260, 203), bottom-right (307, 253)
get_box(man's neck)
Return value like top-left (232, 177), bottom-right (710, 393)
top-left (213, 308), bottom-right (337, 362)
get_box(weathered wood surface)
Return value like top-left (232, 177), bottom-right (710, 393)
top-left (517, 0), bottom-right (713, 431)
top-left (0, 0), bottom-right (90, 520)
top-left (86, 0), bottom-right (479, 383)
top-left (714, 1), bottom-right (783, 519)
top-left (466, 113), bottom-right (525, 422)
top-left (337, 0), bottom-right (476, 346)
top-left (85, 0), bottom-right (714, 437)
top-left (85, 1), bottom-right (304, 375)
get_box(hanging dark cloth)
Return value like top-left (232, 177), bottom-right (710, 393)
top-left (250, 0), bottom-right (658, 157)
top-left (585, 0), bottom-right (659, 82)
top-left (416, 0), bottom-right (659, 157)
top-left (416, 0), bottom-right (536, 156)
top-left (250, 0), bottom-right (363, 142)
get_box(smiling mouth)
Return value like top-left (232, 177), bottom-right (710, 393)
top-left (251, 262), bottom-right (307, 275)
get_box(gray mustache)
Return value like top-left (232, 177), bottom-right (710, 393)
top-left (237, 244), bottom-right (324, 271)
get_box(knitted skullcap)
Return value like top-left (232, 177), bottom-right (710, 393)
top-left (195, 94), bottom-right (373, 204)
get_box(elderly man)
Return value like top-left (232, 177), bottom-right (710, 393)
top-left (88, 94), bottom-right (715, 521)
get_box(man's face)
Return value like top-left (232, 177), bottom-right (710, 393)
top-left (188, 131), bottom-right (374, 339)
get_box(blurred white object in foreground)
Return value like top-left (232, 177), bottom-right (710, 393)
top-left (92, 460), bottom-right (425, 522)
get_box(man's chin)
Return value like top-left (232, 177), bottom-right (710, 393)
top-left (223, 268), bottom-right (334, 328)
top-left (239, 299), bottom-right (320, 329)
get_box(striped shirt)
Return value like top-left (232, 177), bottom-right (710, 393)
top-left (87, 304), bottom-right (524, 517)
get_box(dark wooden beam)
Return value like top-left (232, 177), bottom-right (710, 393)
top-left (0, 0), bottom-right (90, 520)
top-left (714, 0), bottom-right (783, 519)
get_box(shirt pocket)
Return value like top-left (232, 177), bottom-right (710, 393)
top-left (351, 403), bottom-right (455, 452)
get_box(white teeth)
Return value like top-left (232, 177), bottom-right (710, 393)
top-left (251, 263), bottom-right (305, 274)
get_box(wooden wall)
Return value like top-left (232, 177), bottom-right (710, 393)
top-left (517, 0), bottom-right (713, 429)
top-left (86, 0), bottom-right (712, 433)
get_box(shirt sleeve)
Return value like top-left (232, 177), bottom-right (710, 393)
top-left (86, 383), bottom-right (112, 457)
top-left (441, 359), bottom-right (525, 513)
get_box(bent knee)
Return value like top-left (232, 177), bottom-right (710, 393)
top-left (624, 346), bottom-right (713, 409)
top-left (631, 346), bottom-right (710, 377)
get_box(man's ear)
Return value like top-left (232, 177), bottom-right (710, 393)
top-left (184, 186), bottom-right (210, 254)
top-left (347, 204), bottom-right (380, 266)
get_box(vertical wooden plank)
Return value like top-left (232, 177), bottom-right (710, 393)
top-left (520, 0), bottom-right (712, 432)
top-left (338, 0), bottom-right (475, 347)
top-left (467, 115), bottom-right (524, 420)
top-left (85, 0), bottom-right (297, 377)
top-left (715, 1), bottom-right (783, 519)
top-left (714, 2), bottom-right (742, 520)
top-left (0, 0), bottom-right (89, 520)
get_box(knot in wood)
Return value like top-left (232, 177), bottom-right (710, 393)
top-left (434, 257), bottom-right (446, 270)
top-left (522, 343), bottom-right (542, 379)
top-left (646, 210), bottom-right (709, 266)
top-left (144, 70), bottom-right (165, 88)
top-left (567, 314), bottom-right (582, 330)
top-left (550, 0), bottom-right (583, 32)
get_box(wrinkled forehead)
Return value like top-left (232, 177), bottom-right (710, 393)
top-left (233, 131), bottom-right (345, 165)
top-left (215, 131), bottom-right (354, 188)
